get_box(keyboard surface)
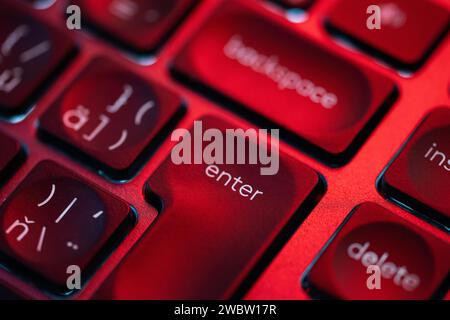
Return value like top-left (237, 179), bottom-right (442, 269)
top-left (0, 0), bottom-right (448, 300)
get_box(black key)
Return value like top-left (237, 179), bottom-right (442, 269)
top-left (275, 0), bottom-right (314, 9)
top-left (0, 284), bottom-right (23, 300)
top-left (0, 131), bottom-right (21, 182)
top-left (0, 161), bottom-right (133, 292)
top-left (39, 58), bottom-right (182, 177)
top-left (75, 0), bottom-right (196, 52)
top-left (0, 1), bottom-right (75, 115)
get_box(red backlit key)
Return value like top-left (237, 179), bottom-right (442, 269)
top-left (0, 161), bottom-right (132, 292)
top-left (39, 58), bottom-right (182, 177)
top-left (0, 131), bottom-right (21, 182)
top-left (0, 1), bottom-right (74, 115)
top-left (327, 0), bottom-right (450, 69)
top-left (76, 0), bottom-right (196, 52)
top-left (173, 1), bottom-right (396, 163)
top-left (380, 108), bottom-right (450, 226)
top-left (94, 116), bottom-right (323, 299)
top-left (303, 203), bottom-right (450, 300)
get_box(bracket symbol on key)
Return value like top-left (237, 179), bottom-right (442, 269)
top-left (61, 83), bottom-right (155, 151)
top-left (105, 99), bottom-right (154, 150)
top-left (38, 183), bottom-right (104, 223)
top-left (3, 183), bottom-right (106, 253)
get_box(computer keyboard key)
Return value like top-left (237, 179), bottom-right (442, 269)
top-left (0, 161), bottom-right (132, 291)
top-left (0, 1), bottom-right (74, 114)
top-left (94, 116), bottom-right (323, 299)
top-left (39, 58), bottom-right (182, 176)
top-left (303, 203), bottom-right (450, 300)
top-left (76, 0), bottom-right (196, 52)
top-left (327, 0), bottom-right (450, 68)
top-left (275, 0), bottom-right (314, 9)
top-left (380, 108), bottom-right (450, 226)
top-left (173, 1), bottom-right (396, 162)
top-left (0, 131), bottom-right (21, 181)
top-left (0, 284), bottom-right (23, 300)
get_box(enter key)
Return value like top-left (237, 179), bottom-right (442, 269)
top-left (94, 116), bottom-right (324, 299)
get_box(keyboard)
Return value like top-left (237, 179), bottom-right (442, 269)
top-left (0, 0), bottom-right (448, 300)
